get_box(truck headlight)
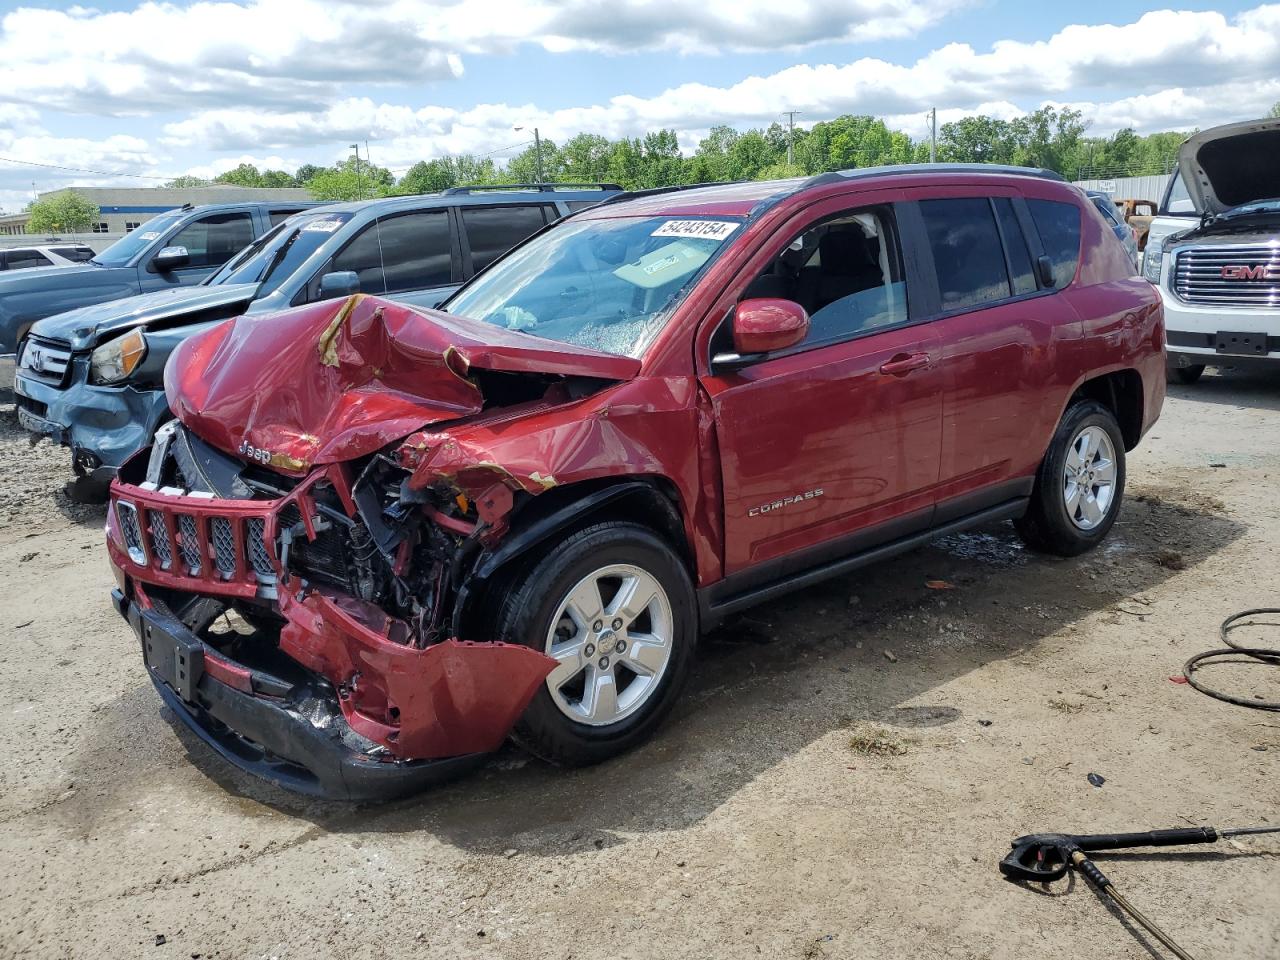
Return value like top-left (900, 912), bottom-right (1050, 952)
top-left (90, 329), bottom-right (147, 384)
top-left (1142, 239), bottom-right (1163, 284)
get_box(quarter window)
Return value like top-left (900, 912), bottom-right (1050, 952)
top-left (742, 207), bottom-right (907, 345)
top-left (1027, 199), bottom-right (1082, 289)
top-left (167, 212), bottom-right (255, 270)
top-left (920, 198), bottom-right (1011, 312)
top-left (462, 204), bottom-right (550, 273)
top-left (992, 198), bottom-right (1037, 295)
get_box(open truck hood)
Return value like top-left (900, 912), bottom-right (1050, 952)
top-left (166, 294), bottom-right (641, 472)
top-left (1178, 117), bottom-right (1280, 216)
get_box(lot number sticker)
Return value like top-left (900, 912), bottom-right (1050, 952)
top-left (651, 220), bottom-right (739, 242)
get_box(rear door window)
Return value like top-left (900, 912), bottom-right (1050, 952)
top-left (167, 212), bottom-right (255, 269)
top-left (992, 199), bottom-right (1037, 295)
top-left (919, 198), bottom-right (1011, 312)
top-left (1027, 199), bottom-right (1082, 288)
top-left (462, 204), bottom-right (551, 273)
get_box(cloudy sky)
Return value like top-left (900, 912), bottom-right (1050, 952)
top-left (1, 1), bottom-right (1278, 212)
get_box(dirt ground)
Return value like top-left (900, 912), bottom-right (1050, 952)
top-left (1, 368), bottom-right (1277, 960)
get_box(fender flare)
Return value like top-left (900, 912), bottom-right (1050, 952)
top-left (450, 479), bottom-right (685, 636)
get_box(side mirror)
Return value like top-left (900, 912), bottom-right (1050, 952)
top-left (712, 298), bottom-right (810, 370)
top-left (318, 270), bottom-right (360, 300)
top-left (733, 298), bottom-right (809, 354)
top-left (1036, 255), bottom-right (1057, 288)
top-left (152, 246), bottom-right (190, 272)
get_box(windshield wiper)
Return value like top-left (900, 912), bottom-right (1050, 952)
top-left (256, 229), bottom-right (301, 289)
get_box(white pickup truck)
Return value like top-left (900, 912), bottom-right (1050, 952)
top-left (1142, 118), bottom-right (1280, 384)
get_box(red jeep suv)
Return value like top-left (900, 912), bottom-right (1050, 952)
top-left (106, 166), bottom-right (1164, 798)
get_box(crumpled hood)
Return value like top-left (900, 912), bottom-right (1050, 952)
top-left (166, 294), bottom-right (641, 472)
top-left (31, 283), bottom-right (258, 351)
top-left (1179, 118), bottom-right (1280, 216)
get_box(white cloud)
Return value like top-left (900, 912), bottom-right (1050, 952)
top-left (157, 4), bottom-right (1280, 163)
top-left (0, 0), bottom-right (965, 116)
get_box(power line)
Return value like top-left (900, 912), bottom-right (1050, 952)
top-left (0, 155), bottom-right (172, 180)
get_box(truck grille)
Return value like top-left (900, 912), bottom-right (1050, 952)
top-left (17, 336), bottom-right (73, 388)
top-left (1173, 245), bottom-right (1280, 306)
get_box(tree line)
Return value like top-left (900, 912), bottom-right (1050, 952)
top-left (26, 102), bottom-right (1280, 229)
top-left (158, 106), bottom-right (1205, 201)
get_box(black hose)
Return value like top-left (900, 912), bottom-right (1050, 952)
top-left (1182, 608), bottom-right (1280, 711)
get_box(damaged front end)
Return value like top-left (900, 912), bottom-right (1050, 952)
top-left (108, 424), bottom-right (556, 798)
top-left (108, 295), bottom-right (646, 799)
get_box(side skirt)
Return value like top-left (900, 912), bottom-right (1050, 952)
top-left (697, 497), bottom-right (1029, 629)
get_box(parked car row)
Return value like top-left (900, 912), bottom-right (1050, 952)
top-left (55, 162), bottom-right (1165, 799)
top-left (10, 184), bottom-right (622, 498)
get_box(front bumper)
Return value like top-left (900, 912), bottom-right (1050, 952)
top-left (1159, 287), bottom-right (1280, 367)
top-left (113, 588), bottom-right (486, 800)
top-left (107, 461), bottom-right (557, 798)
top-left (14, 360), bottom-right (169, 480)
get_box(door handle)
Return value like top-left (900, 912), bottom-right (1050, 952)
top-left (879, 352), bottom-right (930, 376)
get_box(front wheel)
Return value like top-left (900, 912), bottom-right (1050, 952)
top-left (1015, 401), bottom-right (1126, 557)
top-left (495, 521), bottom-right (697, 766)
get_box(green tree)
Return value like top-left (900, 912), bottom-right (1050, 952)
top-left (294, 163), bottom-right (324, 185)
top-left (558, 133), bottom-right (613, 183)
top-left (1269, 101), bottom-right (1280, 119)
top-left (306, 167), bottom-right (371, 201)
top-left (165, 175), bottom-right (211, 188)
top-left (213, 162), bottom-right (263, 187)
top-left (26, 190), bottom-right (101, 234)
top-left (936, 116), bottom-right (1015, 164)
top-left (396, 159), bottom-right (459, 194)
top-left (258, 169), bottom-right (298, 188)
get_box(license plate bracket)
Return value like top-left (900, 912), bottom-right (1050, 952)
top-left (141, 613), bottom-right (205, 702)
top-left (1214, 331), bottom-right (1268, 357)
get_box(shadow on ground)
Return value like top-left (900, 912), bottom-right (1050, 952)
top-left (68, 489), bottom-right (1245, 854)
top-left (1170, 366), bottom-right (1280, 411)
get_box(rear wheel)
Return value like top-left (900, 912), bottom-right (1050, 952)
top-left (1015, 401), bottom-right (1125, 557)
top-left (1167, 363), bottom-right (1205, 385)
top-left (494, 521), bottom-right (696, 766)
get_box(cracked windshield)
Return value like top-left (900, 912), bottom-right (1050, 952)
top-left (445, 216), bottom-right (742, 357)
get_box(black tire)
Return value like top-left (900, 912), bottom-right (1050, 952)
top-left (1015, 400), bottom-right (1126, 557)
top-left (1167, 364), bottom-right (1205, 385)
top-left (493, 521), bottom-right (697, 766)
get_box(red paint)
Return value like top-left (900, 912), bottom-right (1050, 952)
top-left (166, 294), bottom-right (639, 471)
top-left (732, 298), bottom-right (810, 354)
top-left (112, 167), bottom-right (1164, 770)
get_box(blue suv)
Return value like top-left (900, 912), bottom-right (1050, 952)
top-left (14, 184), bottom-right (621, 496)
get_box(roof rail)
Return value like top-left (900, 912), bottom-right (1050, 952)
top-left (441, 182), bottom-right (623, 195)
top-left (803, 163), bottom-right (1067, 189)
top-left (591, 180), bottom-right (748, 209)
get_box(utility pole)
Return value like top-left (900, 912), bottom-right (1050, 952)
top-left (350, 143), bottom-right (363, 198)
top-left (514, 126), bottom-right (545, 182)
top-left (928, 108), bottom-right (937, 163)
top-left (782, 110), bottom-right (802, 166)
